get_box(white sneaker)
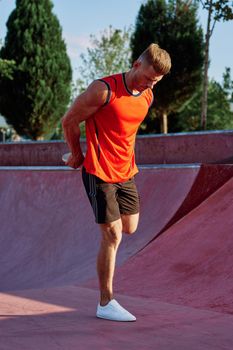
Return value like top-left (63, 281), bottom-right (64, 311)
top-left (96, 299), bottom-right (136, 322)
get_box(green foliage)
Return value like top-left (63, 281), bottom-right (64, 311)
top-left (75, 25), bottom-right (132, 94)
top-left (138, 108), bottom-right (161, 134)
top-left (199, 0), bottom-right (233, 130)
top-left (0, 0), bottom-right (72, 140)
top-left (201, 0), bottom-right (233, 22)
top-left (169, 69), bottom-right (233, 132)
top-left (222, 67), bottom-right (233, 102)
top-left (0, 58), bottom-right (15, 79)
top-left (131, 0), bottom-right (204, 133)
top-left (0, 39), bottom-right (16, 79)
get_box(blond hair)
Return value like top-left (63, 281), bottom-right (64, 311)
top-left (138, 43), bottom-right (171, 75)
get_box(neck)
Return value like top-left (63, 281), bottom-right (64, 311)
top-left (124, 70), bottom-right (139, 94)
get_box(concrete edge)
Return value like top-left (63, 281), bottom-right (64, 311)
top-left (0, 164), bottom-right (202, 171)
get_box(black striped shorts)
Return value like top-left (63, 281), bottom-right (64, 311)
top-left (82, 166), bottom-right (140, 224)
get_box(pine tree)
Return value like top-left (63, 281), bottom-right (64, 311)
top-left (0, 0), bottom-right (72, 139)
top-left (0, 58), bottom-right (15, 80)
top-left (0, 39), bottom-right (15, 80)
top-left (131, 0), bottom-right (204, 133)
top-left (169, 72), bottom-right (233, 132)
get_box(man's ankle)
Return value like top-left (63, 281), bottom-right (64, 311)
top-left (100, 300), bottom-right (111, 306)
top-left (100, 293), bottom-right (113, 306)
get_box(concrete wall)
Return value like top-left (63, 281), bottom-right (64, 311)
top-left (0, 130), bottom-right (233, 166)
top-left (136, 131), bottom-right (233, 164)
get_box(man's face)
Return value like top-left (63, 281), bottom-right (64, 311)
top-left (133, 60), bottom-right (164, 92)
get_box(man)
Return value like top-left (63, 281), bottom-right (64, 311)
top-left (62, 43), bottom-right (171, 322)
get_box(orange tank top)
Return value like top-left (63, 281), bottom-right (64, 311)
top-left (83, 73), bottom-right (153, 183)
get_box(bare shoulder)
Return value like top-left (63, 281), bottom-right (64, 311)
top-left (63, 80), bottom-right (109, 123)
top-left (81, 80), bottom-right (109, 106)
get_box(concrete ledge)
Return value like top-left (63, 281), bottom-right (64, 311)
top-left (135, 130), bottom-right (233, 164)
top-left (0, 130), bottom-right (233, 166)
top-left (0, 164), bottom-right (201, 171)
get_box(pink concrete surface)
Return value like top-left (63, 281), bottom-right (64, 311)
top-left (0, 131), bottom-right (233, 166)
top-left (112, 176), bottom-right (233, 315)
top-left (0, 166), bottom-right (201, 291)
top-left (0, 165), bottom-right (233, 349)
top-left (0, 140), bottom-right (86, 166)
top-left (136, 131), bottom-right (233, 164)
top-left (158, 163), bottom-right (233, 235)
top-left (1, 286), bottom-right (233, 350)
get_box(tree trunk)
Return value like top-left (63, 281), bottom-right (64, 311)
top-left (201, 0), bottom-right (213, 130)
top-left (162, 111), bottom-right (168, 134)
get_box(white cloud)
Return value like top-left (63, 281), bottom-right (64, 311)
top-left (63, 33), bottom-right (93, 59)
top-left (65, 33), bottom-right (91, 49)
top-left (62, 33), bottom-right (94, 79)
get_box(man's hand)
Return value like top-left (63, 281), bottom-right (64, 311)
top-left (65, 153), bottom-right (85, 169)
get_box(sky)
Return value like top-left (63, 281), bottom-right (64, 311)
top-left (0, 0), bottom-right (233, 84)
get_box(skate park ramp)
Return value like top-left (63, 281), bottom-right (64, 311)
top-left (1, 164), bottom-right (233, 292)
top-left (113, 175), bottom-right (233, 315)
top-left (0, 163), bottom-right (233, 349)
top-left (0, 165), bottom-right (203, 292)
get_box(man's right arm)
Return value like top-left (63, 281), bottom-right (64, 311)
top-left (61, 80), bottom-right (109, 168)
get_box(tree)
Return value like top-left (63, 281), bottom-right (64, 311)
top-left (131, 0), bottom-right (204, 134)
top-left (0, 0), bottom-right (72, 140)
top-left (169, 68), bottom-right (233, 132)
top-left (222, 67), bottom-right (233, 102)
top-left (200, 0), bottom-right (233, 130)
top-left (75, 25), bottom-right (132, 94)
top-left (0, 58), bottom-right (15, 80)
top-left (0, 39), bottom-right (15, 80)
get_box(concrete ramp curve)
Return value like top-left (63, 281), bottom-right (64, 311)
top-left (1, 163), bottom-right (233, 349)
top-left (113, 175), bottom-right (233, 315)
top-left (0, 165), bottom-right (202, 291)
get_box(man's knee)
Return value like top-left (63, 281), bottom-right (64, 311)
top-left (122, 224), bottom-right (138, 235)
top-left (99, 220), bottom-right (122, 246)
top-left (121, 214), bottom-right (139, 235)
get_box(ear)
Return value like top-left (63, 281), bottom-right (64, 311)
top-left (133, 60), bottom-right (142, 69)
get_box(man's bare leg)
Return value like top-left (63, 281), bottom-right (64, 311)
top-left (97, 219), bottom-right (122, 306)
top-left (97, 213), bottom-right (139, 306)
top-left (121, 213), bottom-right (139, 235)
